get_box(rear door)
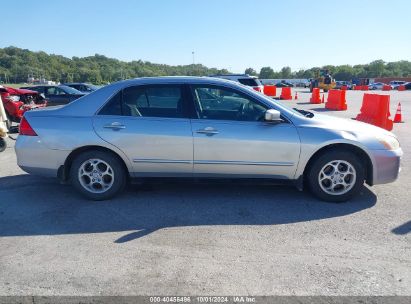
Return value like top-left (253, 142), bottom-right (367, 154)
top-left (93, 84), bottom-right (193, 175)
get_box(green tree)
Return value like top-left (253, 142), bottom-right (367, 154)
top-left (259, 67), bottom-right (276, 79)
top-left (368, 60), bottom-right (385, 77)
top-left (244, 67), bottom-right (257, 76)
top-left (1, 46), bottom-right (410, 84)
top-left (280, 66), bottom-right (292, 78)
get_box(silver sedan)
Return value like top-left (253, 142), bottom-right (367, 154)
top-left (15, 77), bottom-right (402, 202)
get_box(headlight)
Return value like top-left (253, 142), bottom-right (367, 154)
top-left (376, 134), bottom-right (400, 150)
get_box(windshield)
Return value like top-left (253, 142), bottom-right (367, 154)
top-left (60, 85), bottom-right (83, 94)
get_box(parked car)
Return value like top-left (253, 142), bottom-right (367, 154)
top-left (275, 80), bottom-right (294, 88)
top-left (20, 85), bottom-right (85, 106)
top-left (16, 77), bottom-right (402, 202)
top-left (335, 81), bottom-right (352, 89)
top-left (389, 81), bottom-right (406, 89)
top-left (295, 80), bottom-right (310, 88)
top-left (209, 74), bottom-right (264, 92)
top-left (63, 82), bottom-right (99, 93)
top-left (403, 82), bottom-right (411, 90)
top-left (368, 82), bottom-right (390, 90)
top-left (0, 86), bottom-right (47, 129)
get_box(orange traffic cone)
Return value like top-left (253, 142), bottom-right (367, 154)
top-left (321, 94), bottom-right (325, 103)
top-left (393, 102), bottom-right (403, 123)
top-left (294, 92), bottom-right (298, 100)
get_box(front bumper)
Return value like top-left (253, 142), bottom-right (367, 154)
top-left (370, 147), bottom-right (403, 185)
top-left (15, 135), bottom-right (69, 177)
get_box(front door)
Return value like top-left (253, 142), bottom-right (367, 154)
top-left (189, 85), bottom-right (300, 179)
top-left (93, 84), bottom-right (193, 175)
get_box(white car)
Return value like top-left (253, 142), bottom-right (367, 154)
top-left (389, 81), bottom-right (406, 89)
top-left (368, 82), bottom-right (390, 90)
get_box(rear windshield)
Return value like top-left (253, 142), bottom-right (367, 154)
top-left (238, 78), bottom-right (261, 87)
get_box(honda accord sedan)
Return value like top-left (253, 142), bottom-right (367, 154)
top-left (15, 77), bottom-right (402, 202)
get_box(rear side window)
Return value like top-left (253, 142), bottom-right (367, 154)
top-left (237, 78), bottom-right (260, 87)
top-left (98, 85), bottom-right (183, 118)
top-left (122, 85), bottom-right (183, 118)
top-left (99, 91), bottom-right (122, 115)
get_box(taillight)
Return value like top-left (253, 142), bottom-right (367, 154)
top-left (253, 87), bottom-right (262, 92)
top-left (19, 117), bottom-right (37, 136)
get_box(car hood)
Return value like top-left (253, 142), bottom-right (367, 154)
top-left (301, 113), bottom-right (396, 138)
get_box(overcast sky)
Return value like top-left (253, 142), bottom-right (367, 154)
top-left (1, 0), bottom-right (410, 72)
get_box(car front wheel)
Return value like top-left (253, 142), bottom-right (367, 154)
top-left (307, 151), bottom-right (365, 202)
top-left (70, 150), bottom-right (127, 200)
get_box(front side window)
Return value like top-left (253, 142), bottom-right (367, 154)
top-left (191, 86), bottom-right (267, 121)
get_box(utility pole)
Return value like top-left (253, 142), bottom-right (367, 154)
top-left (192, 51), bottom-right (195, 65)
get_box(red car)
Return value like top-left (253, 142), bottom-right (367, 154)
top-left (0, 86), bottom-right (47, 129)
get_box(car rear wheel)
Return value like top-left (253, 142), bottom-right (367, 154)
top-left (307, 151), bottom-right (365, 203)
top-left (70, 150), bottom-right (126, 200)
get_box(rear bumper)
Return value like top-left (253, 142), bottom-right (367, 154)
top-left (15, 136), bottom-right (69, 178)
top-left (370, 148), bottom-right (403, 185)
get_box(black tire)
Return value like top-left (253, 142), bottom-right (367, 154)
top-left (0, 138), bottom-right (6, 153)
top-left (307, 150), bottom-right (365, 203)
top-left (70, 150), bottom-right (127, 200)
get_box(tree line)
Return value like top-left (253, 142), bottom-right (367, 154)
top-left (0, 46), bottom-right (410, 84)
top-left (247, 60), bottom-right (411, 80)
top-left (0, 46), bottom-right (229, 84)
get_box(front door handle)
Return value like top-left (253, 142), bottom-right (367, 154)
top-left (104, 122), bottom-right (126, 130)
top-left (196, 127), bottom-right (219, 135)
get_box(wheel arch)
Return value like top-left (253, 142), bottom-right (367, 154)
top-left (58, 145), bottom-right (131, 182)
top-left (302, 143), bottom-right (374, 186)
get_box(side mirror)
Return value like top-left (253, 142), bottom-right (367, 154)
top-left (264, 109), bottom-right (282, 122)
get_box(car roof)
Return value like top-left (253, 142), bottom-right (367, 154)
top-left (113, 76), bottom-right (248, 86)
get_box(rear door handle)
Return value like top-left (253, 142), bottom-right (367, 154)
top-left (196, 127), bottom-right (219, 135)
top-left (104, 122), bottom-right (126, 130)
